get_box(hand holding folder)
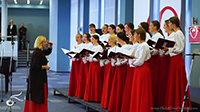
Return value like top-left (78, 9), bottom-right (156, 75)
top-left (91, 52), bottom-right (103, 59)
top-left (155, 38), bottom-right (175, 49)
top-left (147, 39), bottom-right (156, 47)
top-left (61, 48), bottom-right (95, 58)
top-left (100, 50), bottom-right (108, 59)
top-left (107, 47), bottom-right (134, 59)
top-left (61, 48), bottom-right (77, 58)
top-left (147, 38), bottom-right (175, 49)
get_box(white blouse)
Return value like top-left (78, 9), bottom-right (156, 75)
top-left (161, 32), bottom-right (176, 56)
top-left (129, 43), bottom-right (139, 56)
top-left (145, 33), bottom-right (151, 42)
top-left (150, 33), bottom-right (164, 56)
top-left (72, 43), bottom-right (85, 61)
top-left (82, 42), bottom-right (93, 63)
top-left (73, 43), bottom-right (84, 52)
top-left (84, 42), bottom-right (93, 50)
top-left (128, 43), bottom-right (139, 67)
top-left (131, 42), bottom-right (151, 67)
top-left (100, 45), bottom-right (120, 67)
top-left (168, 30), bottom-right (185, 57)
top-left (90, 33), bottom-right (100, 37)
top-left (100, 33), bottom-right (110, 45)
top-left (115, 44), bottom-right (131, 66)
top-left (107, 46), bottom-right (118, 67)
top-left (88, 45), bottom-right (103, 62)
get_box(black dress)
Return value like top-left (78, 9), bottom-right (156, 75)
top-left (25, 48), bottom-right (52, 104)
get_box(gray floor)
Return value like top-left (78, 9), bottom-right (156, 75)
top-left (0, 67), bottom-right (86, 112)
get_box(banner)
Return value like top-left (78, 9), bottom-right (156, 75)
top-left (159, 0), bottom-right (182, 37)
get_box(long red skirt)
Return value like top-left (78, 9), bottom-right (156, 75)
top-left (157, 55), bottom-right (170, 107)
top-left (24, 83), bottom-right (48, 112)
top-left (129, 62), bottom-right (153, 112)
top-left (101, 63), bottom-right (115, 109)
top-left (107, 64), bottom-right (127, 112)
top-left (75, 60), bottom-right (87, 98)
top-left (84, 62), bottom-right (103, 102)
top-left (120, 65), bottom-right (134, 112)
top-left (68, 60), bottom-right (81, 96)
top-left (149, 54), bottom-right (161, 106)
top-left (163, 54), bottom-right (191, 111)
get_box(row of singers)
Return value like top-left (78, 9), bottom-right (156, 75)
top-left (67, 16), bottom-right (191, 112)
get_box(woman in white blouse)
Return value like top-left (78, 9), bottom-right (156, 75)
top-left (100, 24), bottom-right (110, 45)
top-left (84, 35), bottom-right (103, 102)
top-left (116, 24), bottom-right (125, 33)
top-left (68, 34), bottom-right (84, 97)
top-left (89, 23), bottom-right (100, 37)
top-left (162, 16), bottom-right (191, 111)
top-left (108, 32), bottom-right (130, 112)
top-left (101, 35), bottom-right (117, 109)
top-left (108, 24), bottom-right (116, 35)
top-left (139, 22), bottom-right (152, 42)
top-left (75, 33), bottom-right (92, 98)
top-left (121, 29), bottom-right (139, 112)
top-left (129, 28), bottom-right (153, 112)
top-left (157, 19), bottom-right (174, 107)
top-left (149, 20), bottom-right (164, 106)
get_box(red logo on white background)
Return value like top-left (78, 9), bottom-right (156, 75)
top-left (189, 26), bottom-right (200, 43)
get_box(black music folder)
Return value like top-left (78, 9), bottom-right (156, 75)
top-left (100, 50), bottom-right (108, 59)
top-left (155, 38), bottom-right (175, 49)
top-left (79, 48), bottom-right (95, 55)
top-left (147, 39), bottom-right (156, 47)
top-left (107, 47), bottom-right (133, 59)
top-left (92, 52), bottom-right (103, 59)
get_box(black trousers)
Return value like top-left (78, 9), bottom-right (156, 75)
top-left (19, 35), bottom-right (26, 50)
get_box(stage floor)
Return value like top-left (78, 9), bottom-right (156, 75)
top-left (53, 87), bottom-right (108, 112)
top-left (53, 87), bottom-right (200, 112)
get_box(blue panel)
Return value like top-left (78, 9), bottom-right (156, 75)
top-left (57, 0), bottom-right (71, 72)
top-left (79, 0), bottom-right (89, 34)
top-left (185, 0), bottom-right (191, 82)
top-left (49, 0), bottom-right (58, 71)
top-left (149, 0), bottom-right (160, 22)
top-left (83, 0), bottom-right (89, 34)
top-left (124, 0), bottom-right (133, 23)
top-left (70, 0), bottom-right (78, 53)
top-left (49, 0), bottom-right (71, 72)
top-left (118, 0), bottom-right (133, 24)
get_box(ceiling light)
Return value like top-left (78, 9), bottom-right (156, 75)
top-left (14, 0), bottom-right (18, 4)
top-left (39, 0), bottom-right (43, 5)
top-left (27, 0), bottom-right (30, 4)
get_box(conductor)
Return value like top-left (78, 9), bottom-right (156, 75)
top-left (23, 36), bottom-right (54, 112)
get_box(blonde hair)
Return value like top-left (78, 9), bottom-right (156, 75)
top-left (109, 34), bottom-right (117, 43)
top-left (34, 36), bottom-right (46, 49)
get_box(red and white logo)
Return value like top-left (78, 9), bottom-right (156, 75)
top-left (189, 26), bottom-right (200, 43)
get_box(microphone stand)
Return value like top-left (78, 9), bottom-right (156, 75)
top-left (23, 40), bottom-right (31, 112)
top-left (181, 53), bottom-right (200, 112)
top-left (0, 37), bottom-right (5, 102)
top-left (8, 35), bottom-right (15, 112)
